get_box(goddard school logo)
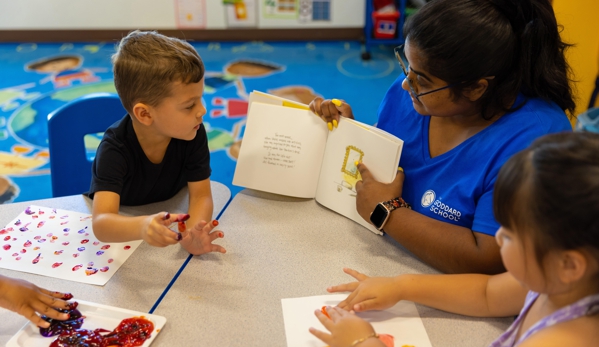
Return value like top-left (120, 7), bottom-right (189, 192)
top-left (421, 190), bottom-right (436, 207)
top-left (421, 189), bottom-right (462, 222)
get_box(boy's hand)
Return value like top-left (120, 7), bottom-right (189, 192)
top-left (309, 306), bottom-right (383, 347)
top-left (0, 276), bottom-right (70, 328)
top-left (327, 268), bottom-right (403, 312)
top-left (309, 97), bottom-right (354, 130)
top-left (179, 219), bottom-right (226, 255)
top-left (140, 213), bottom-right (181, 247)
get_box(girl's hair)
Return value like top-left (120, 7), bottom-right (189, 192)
top-left (494, 132), bottom-right (599, 268)
top-left (112, 30), bottom-right (205, 114)
top-left (404, 0), bottom-right (576, 119)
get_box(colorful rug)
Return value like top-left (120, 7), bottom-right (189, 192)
top-left (0, 41), bottom-right (401, 203)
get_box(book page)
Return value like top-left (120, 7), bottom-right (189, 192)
top-left (233, 102), bottom-right (328, 198)
top-left (314, 118), bottom-right (403, 234)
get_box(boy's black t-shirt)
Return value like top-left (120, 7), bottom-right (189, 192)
top-left (88, 115), bottom-right (211, 206)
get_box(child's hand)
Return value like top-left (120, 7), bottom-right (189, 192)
top-left (327, 268), bottom-right (402, 312)
top-left (309, 306), bottom-right (384, 347)
top-left (179, 219), bottom-right (226, 255)
top-left (140, 212), bottom-right (181, 247)
top-left (0, 275), bottom-right (70, 328)
top-left (309, 97), bottom-right (355, 130)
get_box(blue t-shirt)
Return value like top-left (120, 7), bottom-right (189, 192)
top-left (377, 76), bottom-right (572, 235)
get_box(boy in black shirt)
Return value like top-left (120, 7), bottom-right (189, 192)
top-left (89, 30), bottom-right (225, 255)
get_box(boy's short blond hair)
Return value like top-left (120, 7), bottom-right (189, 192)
top-left (112, 30), bottom-right (205, 114)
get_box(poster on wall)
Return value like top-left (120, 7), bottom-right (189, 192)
top-left (224, 0), bottom-right (258, 27)
top-left (263, 0), bottom-right (299, 19)
top-left (175, 0), bottom-right (207, 28)
top-left (263, 0), bottom-right (331, 23)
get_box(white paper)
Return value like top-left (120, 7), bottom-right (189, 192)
top-left (6, 300), bottom-right (166, 347)
top-left (0, 205), bottom-right (142, 285)
top-left (281, 294), bottom-right (432, 347)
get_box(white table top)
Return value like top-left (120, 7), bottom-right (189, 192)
top-left (0, 181), bottom-right (231, 345)
top-left (151, 190), bottom-right (513, 347)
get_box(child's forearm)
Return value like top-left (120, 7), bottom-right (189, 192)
top-left (397, 273), bottom-right (496, 317)
top-left (92, 213), bottom-right (148, 242)
top-left (186, 194), bottom-right (213, 228)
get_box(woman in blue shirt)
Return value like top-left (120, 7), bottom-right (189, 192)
top-left (310, 0), bottom-right (574, 274)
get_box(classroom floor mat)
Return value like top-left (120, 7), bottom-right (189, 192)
top-left (0, 41), bottom-right (400, 202)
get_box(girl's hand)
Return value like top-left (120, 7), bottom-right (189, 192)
top-left (0, 276), bottom-right (71, 328)
top-left (140, 212), bottom-right (181, 247)
top-left (355, 163), bottom-right (405, 224)
top-left (327, 268), bottom-right (403, 312)
top-left (309, 97), bottom-right (355, 130)
top-left (179, 219), bottom-right (226, 255)
top-left (309, 306), bottom-right (384, 347)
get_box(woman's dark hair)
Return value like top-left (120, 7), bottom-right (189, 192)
top-left (494, 132), bottom-right (599, 269)
top-left (404, 0), bottom-right (576, 119)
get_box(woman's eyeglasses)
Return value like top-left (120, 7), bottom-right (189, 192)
top-left (394, 44), bottom-right (456, 103)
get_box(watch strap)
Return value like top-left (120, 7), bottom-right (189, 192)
top-left (381, 197), bottom-right (411, 212)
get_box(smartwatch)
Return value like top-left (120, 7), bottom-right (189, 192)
top-left (369, 197), bottom-right (411, 232)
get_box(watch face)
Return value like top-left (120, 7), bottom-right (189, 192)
top-left (370, 204), bottom-right (389, 229)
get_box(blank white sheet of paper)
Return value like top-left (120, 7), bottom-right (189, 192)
top-left (281, 294), bottom-right (432, 347)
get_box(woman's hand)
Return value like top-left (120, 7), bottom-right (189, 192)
top-left (309, 97), bottom-right (355, 130)
top-left (309, 306), bottom-right (384, 347)
top-left (355, 164), bottom-right (405, 223)
top-left (327, 268), bottom-right (403, 312)
top-left (0, 275), bottom-right (71, 328)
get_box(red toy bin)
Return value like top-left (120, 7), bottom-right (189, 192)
top-left (372, 10), bottom-right (400, 39)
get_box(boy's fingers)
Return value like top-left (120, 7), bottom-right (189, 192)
top-left (208, 229), bottom-right (224, 242)
top-left (211, 244), bottom-right (227, 254)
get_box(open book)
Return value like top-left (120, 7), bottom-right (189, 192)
top-left (233, 91), bottom-right (404, 235)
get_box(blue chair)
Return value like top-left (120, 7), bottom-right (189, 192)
top-left (47, 92), bottom-right (126, 197)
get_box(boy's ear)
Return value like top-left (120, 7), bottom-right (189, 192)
top-left (555, 250), bottom-right (588, 285)
top-left (131, 102), bottom-right (153, 126)
top-left (461, 78), bottom-right (491, 102)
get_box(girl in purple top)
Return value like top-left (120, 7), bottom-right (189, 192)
top-left (310, 132), bottom-right (599, 347)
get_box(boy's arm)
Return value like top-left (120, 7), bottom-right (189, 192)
top-left (185, 178), bottom-right (214, 227)
top-left (92, 191), bottom-right (179, 246)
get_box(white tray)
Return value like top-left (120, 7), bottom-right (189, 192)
top-left (6, 300), bottom-right (166, 347)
